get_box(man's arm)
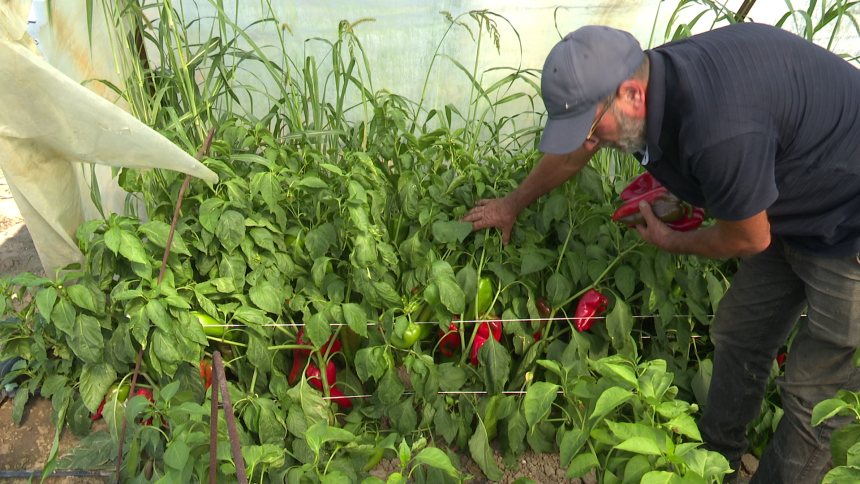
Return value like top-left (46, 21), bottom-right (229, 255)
top-left (637, 202), bottom-right (771, 258)
top-left (461, 146), bottom-right (597, 244)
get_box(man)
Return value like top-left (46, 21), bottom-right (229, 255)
top-left (461, 24), bottom-right (860, 483)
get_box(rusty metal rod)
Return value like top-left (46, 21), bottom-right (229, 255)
top-left (114, 128), bottom-right (216, 483)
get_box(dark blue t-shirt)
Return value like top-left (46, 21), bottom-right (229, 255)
top-left (639, 22), bottom-right (860, 257)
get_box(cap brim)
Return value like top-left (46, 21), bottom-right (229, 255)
top-left (538, 104), bottom-right (598, 155)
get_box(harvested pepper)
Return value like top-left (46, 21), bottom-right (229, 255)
top-left (471, 315), bottom-right (503, 365)
top-left (665, 206), bottom-right (705, 232)
top-left (620, 172), bottom-right (662, 201)
top-left (613, 188), bottom-right (683, 226)
top-left (306, 361), bottom-right (352, 407)
top-left (573, 289), bottom-right (609, 332)
top-left (296, 328), bottom-right (342, 356)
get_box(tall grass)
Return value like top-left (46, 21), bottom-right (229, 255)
top-left (81, 0), bottom-right (860, 216)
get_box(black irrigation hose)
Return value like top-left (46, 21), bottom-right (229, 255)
top-left (0, 470), bottom-right (113, 478)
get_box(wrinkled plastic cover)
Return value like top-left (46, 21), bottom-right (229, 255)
top-left (0, 1), bottom-right (217, 276)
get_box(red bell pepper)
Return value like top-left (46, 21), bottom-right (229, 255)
top-left (471, 315), bottom-right (502, 365)
top-left (289, 351), bottom-right (306, 386)
top-left (296, 328), bottom-right (342, 356)
top-left (612, 188), bottom-right (683, 225)
top-left (665, 206), bottom-right (705, 232)
top-left (136, 388), bottom-right (155, 426)
top-left (200, 358), bottom-right (213, 391)
top-left (306, 361), bottom-right (352, 407)
top-left (620, 172), bottom-right (662, 201)
top-left (777, 352), bottom-right (787, 367)
top-left (573, 289), bottom-right (609, 332)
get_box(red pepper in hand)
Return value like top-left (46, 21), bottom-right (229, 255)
top-left (471, 315), bottom-right (502, 365)
top-left (296, 328), bottom-right (342, 356)
top-left (573, 289), bottom-right (609, 332)
top-left (136, 388), bottom-right (155, 426)
top-left (306, 361), bottom-right (352, 407)
top-left (665, 207), bottom-right (705, 232)
top-left (613, 188), bottom-right (683, 225)
top-left (620, 172), bottom-right (662, 201)
top-left (200, 358), bottom-right (213, 391)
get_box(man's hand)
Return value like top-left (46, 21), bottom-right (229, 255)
top-left (460, 197), bottom-right (518, 245)
top-left (636, 201), bottom-right (771, 258)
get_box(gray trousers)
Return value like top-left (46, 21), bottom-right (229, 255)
top-left (698, 236), bottom-right (860, 484)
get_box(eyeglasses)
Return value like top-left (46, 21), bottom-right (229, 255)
top-left (587, 95), bottom-right (615, 141)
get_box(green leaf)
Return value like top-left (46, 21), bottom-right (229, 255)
top-left (138, 221), bottom-right (191, 255)
top-left (305, 312), bottom-right (332, 349)
top-left (342, 303), bottom-right (368, 337)
top-left (520, 252), bottom-right (548, 276)
top-left (524, 382), bottom-right (559, 428)
top-left (198, 198), bottom-right (224, 233)
top-left (249, 282), bottom-right (282, 315)
top-left (615, 437), bottom-right (663, 456)
top-left (377, 369), bottom-right (405, 407)
top-left (614, 266), bottom-right (637, 300)
top-left (145, 299), bottom-right (172, 332)
top-left (51, 298), bottom-right (76, 335)
top-left (666, 413), bottom-right (702, 441)
top-left (104, 226), bottom-right (121, 255)
top-left (565, 453), bottom-right (599, 479)
top-left (389, 396), bottom-right (418, 436)
top-left (432, 260), bottom-right (465, 315)
top-left (640, 471), bottom-right (683, 484)
top-left (67, 285), bottom-right (98, 314)
top-left (164, 440), bottom-right (190, 470)
top-left (36, 287), bottom-right (58, 324)
top-left (12, 381), bottom-right (29, 425)
top-left (119, 230), bottom-right (149, 265)
top-left (216, 210), bottom-right (246, 254)
top-left (813, 398), bottom-right (853, 427)
top-left (80, 362), bottom-right (117, 414)
top-left (705, 272), bottom-right (725, 311)
top-left (296, 176), bottom-right (328, 189)
top-left (431, 221), bottom-right (474, 244)
top-left (822, 466), bottom-right (860, 484)
top-left (414, 447), bottom-right (457, 475)
top-left (606, 298), bottom-right (633, 351)
top-left (692, 359), bottom-right (713, 407)
top-left (71, 314), bottom-right (105, 364)
top-left (622, 455), bottom-right (652, 484)
top-left (247, 335), bottom-right (272, 373)
top-left (832, 425), bottom-right (860, 467)
top-left (560, 428), bottom-right (588, 468)
top-left (468, 417), bottom-right (504, 481)
top-left (480, 338), bottom-right (511, 396)
top-left (546, 273), bottom-right (571, 308)
top-left (589, 387), bottom-right (634, 429)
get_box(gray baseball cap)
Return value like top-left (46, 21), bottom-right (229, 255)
top-left (539, 26), bottom-right (645, 155)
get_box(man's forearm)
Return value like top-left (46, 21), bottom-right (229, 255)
top-left (506, 148), bottom-right (595, 212)
top-left (662, 223), bottom-right (771, 259)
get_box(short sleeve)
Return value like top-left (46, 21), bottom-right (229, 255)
top-left (688, 132), bottom-right (779, 221)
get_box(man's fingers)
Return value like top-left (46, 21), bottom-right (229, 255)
top-left (501, 228), bottom-right (511, 246)
top-left (474, 199), bottom-right (490, 206)
top-left (638, 201), bottom-right (657, 223)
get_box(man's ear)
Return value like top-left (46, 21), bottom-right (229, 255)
top-left (617, 79), bottom-right (647, 117)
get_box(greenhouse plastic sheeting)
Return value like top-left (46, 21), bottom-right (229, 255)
top-left (0, 0), bottom-right (217, 276)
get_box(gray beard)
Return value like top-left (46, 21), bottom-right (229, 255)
top-left (600, 103), bottom-right (647, 154)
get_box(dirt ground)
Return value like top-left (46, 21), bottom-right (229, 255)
top-left (0, 172), bottom-right (760, 483)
